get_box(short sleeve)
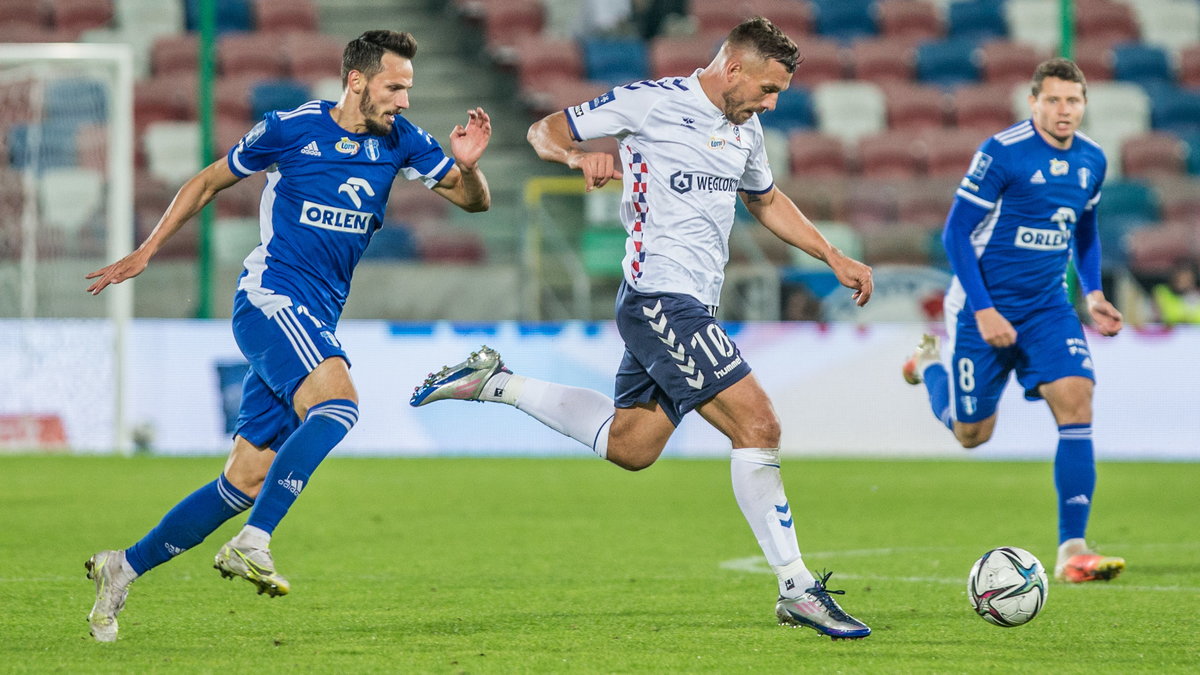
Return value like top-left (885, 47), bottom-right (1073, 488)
top-left (739, 125), bottom-right (774, 194)
top-left (953, 137), bottom-right (1009, 210)
top-left (398, 123), bottom-right (454, 188)
top-left (564, 83), bottom-right (659, 142)
top-left (227, 114), bottom-right (286, 178)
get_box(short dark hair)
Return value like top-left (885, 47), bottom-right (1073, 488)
top-left (341, 30), bottom-right (418, 86)
top-left (1031, 57), bottom-right (1087, 98)
top-left (725, 16), bottom-right (798, 74)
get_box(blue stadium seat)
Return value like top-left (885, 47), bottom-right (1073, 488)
top-left (363, 225), bottom-right (418, 260)
top-left (250, 80), bottom-right (311, 120)
top-left (1097, 180), bottom-right (1159, 265)
top-left (581, 37), bottom-right (648, 87)
top-left (915, 39), bottom-right (981, 87)
top-left (812, 0), bottom-right (877, 42)
top-left (184, 0), bottom-right (253, 33)
top-left (7, 122), bottom-right (80, 170)
top-left (44, 77), bottom-right (108, 123)
top-left (760, 87), bottom-right (813, 134)
top-left (1183, 132), bottom-right (1200, 175)
top-left (947, 1), bottom-right (1007, 41)
top-left (1112, 44), bottom-right (1173, 89)
top-left (1151, 87), bottom-right (1200, 136)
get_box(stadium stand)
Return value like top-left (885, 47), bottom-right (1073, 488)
top-left (1121, 132), bottom-right (1187, 179)
top-left (946, 0), bottom-right (1008, 41)
top-left (915, 38), bottom-right (980, 86)
top-left (883, 82), bottom-right (947, 131)
top-left (875, 0), bottom-right (943, 43)
top-left (850, 38), bottom-right (917, 84)
top-left (811, 0), bottom-right (877, 42)
top-left (581, 36), bottom-right (648, 86)
top-left (252, 0), bottom-right (317, 34)
top-left (787, 131), bottom-right (848, 177)
top-left (812, 80), bottom-right (887, 144)
top-left (857, 130), bottom-right (925, 179)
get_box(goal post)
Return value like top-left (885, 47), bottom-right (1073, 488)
top-left (0, 43), bottom-right (134, 454)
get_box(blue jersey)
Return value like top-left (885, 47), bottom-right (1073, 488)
top-left (226, 100), bottom-right (454, 323)
top-left (948, 119), bottom-right (1106, 319)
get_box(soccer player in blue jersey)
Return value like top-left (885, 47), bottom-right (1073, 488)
top-left (902, 58), bottom-right (1126, 584)
top-left (410, 18), bottom-right (875, 640)
top-left (81, 30), bottom-right (492, 641)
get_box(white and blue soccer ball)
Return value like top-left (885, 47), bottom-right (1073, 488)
top-left (967, 546), bottom-right (1048, 627)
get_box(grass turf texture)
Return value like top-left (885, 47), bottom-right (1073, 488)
top-left (2, 456), bottom-right (1197, 673)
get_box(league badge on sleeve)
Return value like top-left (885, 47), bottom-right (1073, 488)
top-left (588, 91), bottom-right (615, 109)
top-left (967, 151), bottom-right (993, 180)
top-left (242, 120), bottom-right (267, 147)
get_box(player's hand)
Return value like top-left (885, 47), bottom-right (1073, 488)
top-left (85, 249), bottom-right (151, 295)
top-left (975, 307), bottom-right (1017, 347)
top-left (1086, 291), bottom-right (1123, 337)
top-left (449, 107), bottom-right (491, 171)
top-left (829, 254), bottom-right (873, 307)
top-left (566, 149), bottom-right (621, 192)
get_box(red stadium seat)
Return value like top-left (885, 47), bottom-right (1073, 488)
top-left (417, 229), bottom-right (486, 263)
top-left (1121, 132), bottom-right (1187, 178)
top-left (134, 77), bottom-right (189, 134)
top-left (952, 83), bottom-right (1018, 132)
top-left (745, 0), bottom-right (813, 37)
top-left (1074, 0), bottom-right (1139, 48)
top-left (895, 177), bottom-right (956, 227)
top-left (1071, 40), bottom-right (1114, 81)
top-left (152, 34), bottom-right (199, 77)
top-left (787, 131), bottom-right (847, 177)
top-left (875, 0), bottom-right (942, 42)
top-left (1150, 176), bottom-right (1200, 223)
top-left (512, 36), bottom-right (584, 94)
top-left (1179, 45), bottom-right (1200, 89)
top-left (0, 0), bottom-right (47, 28)
top-left (253, 0), bottom-right (318, 34)
top-left (1126, 223), bottom-right (1199, 275)
top-left (283, 32), bottom-right (345, 83)
top-left (778, 175), bottom-right (849, 221)
top-left (789, 39), bottom-right (845, 86)
top-left (924, 128), bottom-right (984, 177)
top-left (523, 78), bottom-right (611, 119)
top-left (47, 0), bottom-right (112, 33)
top-left (849, 38), bottom-right (916, 85)
top-left (979, 41), bottom-right (1047, 85)
top-left (882, 82), bottom-right (946, 132)
top-left (215, 75), bottom-right (264, 123)
top-left (219, 32), bottom-right (286, 80)
top-left (690, 0), bottom-right (750, 37)
top-left (650, 35), bottom-right (719, 79)
top-left (482, 0), bottom-right (544, 59)
top-left (856, 131), bottom-right (925, 178)
top-left (844, 179), bottom-right (899, 229)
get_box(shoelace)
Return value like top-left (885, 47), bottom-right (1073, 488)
top-left (806, 570), bottom-right (856, 622)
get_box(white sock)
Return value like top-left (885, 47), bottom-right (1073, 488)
top-left (730, 447), bottom-right (816, 598)
top-left (233, 524), bottom-right (271, 550)
top-left (112, 550), bottom-right (139, 585)
top-left (487, 374), bottom-right (614, 458)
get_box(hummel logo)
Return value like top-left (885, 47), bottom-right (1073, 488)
top-left (1030, 170), bottom-right (1045, 184)
top-left (784, 579), bottom-right (795, 591)
top-left (1066, 494), bottom-right (1090, 506)
top-left (278, 472), bottom-right (304, 496)
top-left (301, 141), bottom-right (321, 157)
top-left (493, 387), bottom-right (504, 397)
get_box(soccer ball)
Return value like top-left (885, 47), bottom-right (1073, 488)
top-left (967, 546), bottom-right (1048, 627)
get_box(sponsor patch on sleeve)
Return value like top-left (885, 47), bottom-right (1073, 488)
top-left (967, 151), bottom-right (993, 180)
top-left (588, 91), bottom-right (615, 109)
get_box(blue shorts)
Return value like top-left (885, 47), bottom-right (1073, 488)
top-left (613, 282), bottom-right (752, 426)
top-left (231, 290), bottom-right (349, 449)
top-left (949, 304), bottom-right (1094, 423)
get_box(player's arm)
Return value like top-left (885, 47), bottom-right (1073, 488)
top-left (526, 111), bottom-right (621, 192)
top-left (1073, 207), bottom-right (1122, 336)
top-left (741, 187), bottom-right (873, 307)
top-left (433, 107), bottom-right (491, 212)
top-left (86, 160), bottom-right (241, 295)
top-left (941, 198), bottom-right (1017, 347)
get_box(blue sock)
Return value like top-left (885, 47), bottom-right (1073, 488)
top-left (125, 474), bottom-right (253, 575)
top-left (245, 399), bottom-right (358, 535)
top-left (922, 363), bottom-right (954, 431)
top-left (1054, 423), bottom-right (1095, 543)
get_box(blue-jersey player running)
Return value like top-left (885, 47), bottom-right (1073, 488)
top-left (81, 30), bottom-right (492, 642)
top-left (901, 58), bottom-right (1126, 584)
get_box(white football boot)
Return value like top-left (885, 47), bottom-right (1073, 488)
top-left (409, 345), bottom-right (509, 407)
top-left (214, 541), bottom-right (290, 597)
top-left (85, 550), bottom-right (135, 642)
top-left (902, 333), bottom-right (941, 385)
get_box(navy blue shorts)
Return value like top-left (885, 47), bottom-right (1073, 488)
top-left (949, 303), bottom-right (1094, 423)
top-left (613, 282), bottom-right (752, 426)
top-left (231, 290), bottom-right (349, 449)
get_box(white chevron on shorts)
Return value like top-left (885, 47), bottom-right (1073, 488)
top-left (642, 300), bottom-right (704, 389)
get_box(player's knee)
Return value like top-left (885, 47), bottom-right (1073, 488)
top-left (610, 453), bottom-right (658, 472)
top-left (306, 398), bottom-right (359, 435)
top-left (956, 427), bottom-right (991, 449)
top-left (733, 413), bottom-right (781, 449)
top-left (225, 469), bottom-right (266, 499)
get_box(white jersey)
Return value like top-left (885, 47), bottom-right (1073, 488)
top-left (565, 72), bottom-right (774, 305)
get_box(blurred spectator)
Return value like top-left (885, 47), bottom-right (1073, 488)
top-left (1153, 259), bottom-right (1200, 325)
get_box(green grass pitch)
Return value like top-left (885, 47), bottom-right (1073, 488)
top-left (2, 455), bottom-right (1197, 673)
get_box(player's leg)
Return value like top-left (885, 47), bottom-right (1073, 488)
top-left (85, 436), bottom-right (273, 642)
top-left (946, 313), bottom-right (1010, 448)
top-left (695, 375), bottom-right (870, 639)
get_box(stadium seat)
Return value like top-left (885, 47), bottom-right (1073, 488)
top-left (525, 79), bottom-right (612, 118)
top-left (134, 75), bottom-right (193, 136)
top-left (1099, 179), bottom-right (1159, 226)
top-left (924, 128), bottom-right (985, 178)
top-left (218, 32), bottom-right (286, 80)
top-left (38, 167), bottom-right (104, 236)
top-left (812, 0), bottom-right (877, 42)
top-left (7, 122), bottom-right (80, 170)
top-left (1081, 81), bottom-right (1150, 155)
top-left (1120, 132), bottom-right (1186, 178)
top-left (482, 0), bottom-right (544, 58)
top-left (142, 120), bottom-right (201, 184)
top-left (1131, 0), bottom-right (1200, 52)
top-left (44, 77), bottom-right (108, 124)
top-left (779, 175), bottom-right (850, 221)
top-left (760, 87), bottom-right (813, 134)
top-left (1178, 45), bottom-right (1200, 89)
top-left (214, 216), bottom-right (263, 264)
top-left (788, 220), bottom-right (863, 269)
top-left (979, 41), bottom-right (1046, 86)
top-left (114, 0), bottom-right (185, 40)
top-left (875, 0), bottom-right (942, 42)
top-left (79, 27), bottom-right (154, 79)
top-left (581, 37), bottom-right (649, 86)
top-left (215, 75), bottom-right (260, 122)
top-left (649, 35), bottom-right (718, 79)
top-left (417, 229), bottom-right (486, 263)
top-left (151, 34), bottom-right (199, 77)
top-left (946, 0), bottom-right (1007, 41)
top-left (184, 0), bottom-right (253, 34)
top-left (362, 224), bottom-right (419, 261)
top-left (1151, 87), bottom-right (1200, 136)
top-left (952, 83), bottom-right (1017, 132)
top-left (843, 178), bottom-right (898, 229)
top-left (762, 127), bottom-right (790, 182)
top-left (856, 131), bottom-right (924, 179)
top-left (895, 177), bottom-right (955, 228)
top-left (1150, 175), bottom-right (1200, 222)
top-left (915, 39), bottom-right (981, 87)
top-left (1112, 44), bottom-right (1173, 89)
top-left (882, 82), bottom-right (946, 132)
top-left (512, 36), bottom-right (584, 94)
top-left (787, 131), bottom-right (848, 177)
top-left (1074, 0), bottom-right (1140, 46)
top-left (787, 39), bottom-right (845, 86)
top-left (689, 0), bottom-right (749, 37)
top-left (850, 38), bottom-right (916, 85)
top-left (73, 122), bottom-right (108, 171)
top-left (253, 0), bottom-right (317, 34)
top-left (283, 32), bottom-right (345, 83)
top-left (1183, 132), bottom-right (1200, 175)
top-left (1126, 223), bottom-right (1198, 275)
top-left (1071, 39), bottom-right (1115, 82)
top-left (47, 0), bottom-right (113, 34)
top-left (250, 80), bottom-right (311, 121)
top-left (1004, 0), bottom-right (1060, 51)
top-left (0, 0), bottom-right (46, 28)
top-left (812, 80), bottom-right (886, 144)
top-left (859, 221), bottom-right (934, 265)
top-left (744, 0), bottom-right (812, 37)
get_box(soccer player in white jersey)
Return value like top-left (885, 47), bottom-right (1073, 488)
top-left (411, 17), bottom-right (875, 640)
top-left (81, 30), bottom-right (492, 641)
top-left (901, 58), bottom-right (1126, 583)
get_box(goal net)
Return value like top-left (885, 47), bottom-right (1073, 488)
top-left (0, 44), bottom-right (133, 453)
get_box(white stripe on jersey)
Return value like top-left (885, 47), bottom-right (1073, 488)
top-left (1085, 190), bottom-right (1101, 210)
top-left (400, 156), bottom-right (451, 188)
top-left (970, 196), bottom-right (1003, 258)
top-left (994, 120), bottom-right (1033, 145)
top-left (956, 188), bottom-right (995, 210)
top-left (995, 128), bottom-right (1034, 146)
top-left (1074, 130), bottom-right (1102, 150)
top-left (239, 171), bottom-right (280, 295)
top-left (278, 100), bottom-right (323, 120)
top-left (231, 142), bottom-right (255, 175)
